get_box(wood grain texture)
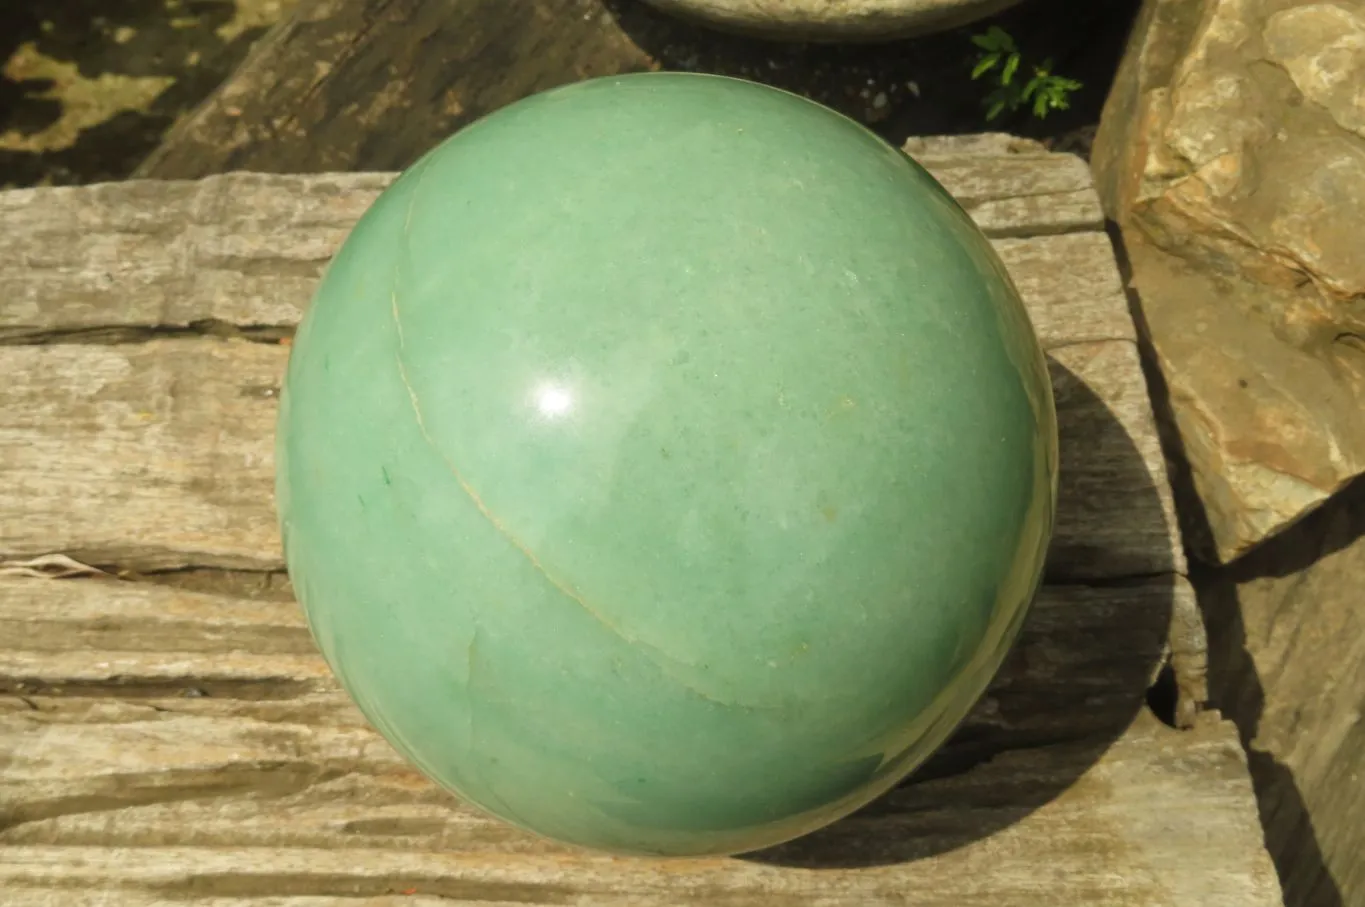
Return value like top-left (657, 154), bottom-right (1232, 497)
top-left (0, 573), bottom-right (1175, 725)
top-left (0, 174), bottom-right (387, 341)
top-left (0, 754), bottom-right (1283, 907)
top-left (0, 157), bottom-right (1111, 343)
top-left (133, 0), bottom-right (657, 180)
top-left (0, 335), bottom-right (1179, 579)
top-left (0, 573), bottom-right (1275, 905)
top-left (0, 713), bottom-right (1280, 906)
top-left (0, 340), bottom-right (281, 572)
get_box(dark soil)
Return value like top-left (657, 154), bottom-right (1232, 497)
top-left (605, 0), bottom-right (1141, 152)
top-left (0, 0), bottom-right (285, 188)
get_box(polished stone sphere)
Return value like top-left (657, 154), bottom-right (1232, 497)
top-left (276, 73), bottom-right (1058, 858)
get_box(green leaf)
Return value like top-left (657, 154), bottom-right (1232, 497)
top-left (971, 26), bottom-right (1015, 53)
top-left (1001, 53), bottom-right (1020, 86)
top-left (968, 29), bottom-right (1081, 123)
top-left (971, 54), bottom-right (999, 80)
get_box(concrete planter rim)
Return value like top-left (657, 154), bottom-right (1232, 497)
top-left (636, 0), bottom-right (1029, 42)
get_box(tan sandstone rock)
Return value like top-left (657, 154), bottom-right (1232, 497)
top-left (1094, 0), bottom-right (1365, 564)
top-left (637, 0), bottom-right (1025, 41)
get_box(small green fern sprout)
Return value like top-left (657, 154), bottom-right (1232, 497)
top-left (969, 27), bottom-right (1083, 121)
top-left (1022, 59), bottom-right (1083, 118)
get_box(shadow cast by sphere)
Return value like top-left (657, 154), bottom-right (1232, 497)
top-left (0, 0), bottom-right (272, 187)
top-left (747, 353), bottom-right (1176, 869)
top-left (1108, 223), bottom-right (1346, 907)
top-left (601, 0), bottom-right (1141, 144)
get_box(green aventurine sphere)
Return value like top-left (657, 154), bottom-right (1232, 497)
top-left (276, 73), bottom-right (1058, 857)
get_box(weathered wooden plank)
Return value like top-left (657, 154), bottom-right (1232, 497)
top-left (0, 569), bottom-right (1204, 841)
top-left (7, 896), bottom-right (457, 907)
top-left (0, 650), bottom-right (326, 696)
top-left (0, 691), bottom-right (367, 732)
top-left (0, 160), bottom-right (1115, 344)
top-left (132, 0), bottom-right (660, 180)
top-left (1, 569), bottom-right (1204, 715)
top-left (910, 152), bottom-right (1104, 239)
top-left (0, 340), bottom-right (281, 572)
top-left (0, 336), bottom-right (1178, 578)
top-left (0, 149), bottom-right (1247, 903)
top-left (0, 175), bottom-right (383, 340)
top-left (996, 232), bottom-right (1134, 348)
top-left (0, 572), bottom-right (1250, 900)
top-left (0, 575), bottom-right (323, 699)
top-left (901, 134), bottom-right (1051, 158)
top-left (0, 567), bottom-right (1210, 855)
top-left (0, 573), bottom-right (1177, 724)
top-left (0, 711), bottom-right (1281, 906)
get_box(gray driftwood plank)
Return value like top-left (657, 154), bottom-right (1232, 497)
top-left (0, 573), bottom-right (1272, 905)
top-left (0, 153), bottom-right (1112, 344)
top-left (0, 137), bottom-right (1276, 905)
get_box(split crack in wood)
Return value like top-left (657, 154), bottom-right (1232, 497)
top-left (0, 555), bottom-right (105, 580)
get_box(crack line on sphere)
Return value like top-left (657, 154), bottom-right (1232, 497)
top-left (393, 351), bottom-right (617, 629)
top-left (388, 327), bottom-right (781, 712)
top-left (404, 156), bottom-right (435, 241)
top-left (390, 291), bottom-right (404, 348)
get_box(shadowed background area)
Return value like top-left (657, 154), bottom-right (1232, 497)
top-left (1, 0), bottom-right (1140, 187)
top-left (0, 0), bottom-right (287, 188)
